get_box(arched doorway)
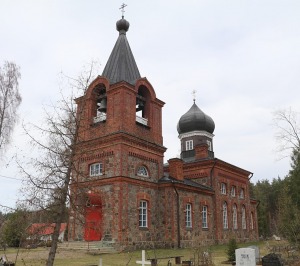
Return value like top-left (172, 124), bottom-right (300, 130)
top-left (84, 193), bottom-right (102, 241)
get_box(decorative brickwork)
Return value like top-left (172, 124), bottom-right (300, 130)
top-left (68, 16), bottom-right (258, 250)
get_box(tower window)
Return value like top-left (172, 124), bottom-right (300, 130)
top-left (89, 163), bottom-right (103, 177)
top-left (186, 140), bottom-right (193, 151)
top-left (93, 84), bottom-right (107, 124)
top-left (137, 166), bottom-right (148, 177)
top-left (207, 140), bottom-right (212, 151)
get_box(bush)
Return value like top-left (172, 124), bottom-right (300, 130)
top-left (226, 238), bottom-right (238, 262)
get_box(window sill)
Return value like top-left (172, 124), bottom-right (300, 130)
top-left (139, 227), bottom-right (149, 231)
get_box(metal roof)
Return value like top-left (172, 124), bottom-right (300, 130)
top-left (159, 173), bottom-right (214, 192)
top-left (102, 18), bottom-right (141, 85)
top-left (177, 102), bottom-right (215, 134)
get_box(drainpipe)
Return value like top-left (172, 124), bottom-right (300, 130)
top-left (172, 180), bottom-right (181, 248)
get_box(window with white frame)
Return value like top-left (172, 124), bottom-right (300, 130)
top-left (221, 183), bottom-right (227, 195)
top-left (250, 212), bottom-right (254, 230)
top-left (185, 140), bottom-right (193, 151)
top-left (137, 165), bottom-right (148, 177)
top-left (240, 188), bottom-right (245, 199)
top-left (89, 163), bottom-right (103, 177)
top-left (223, 202), bottom-right (228, 229)
top-left (185, 203), bottom-right (192, 228)
top-left (207, 140), bottom-right (212, 151)
top-left (139, 200), bottom-right (148, 228)
top-left (233, 204), bottom-right (238, 230)
top-left (231, 186), bottom-right (236, 197)
top-left (242, 206), bottom-right (246, 229)
top-left (202, 205), bottom-right (208, 228)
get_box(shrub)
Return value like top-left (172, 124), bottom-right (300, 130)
top-left (226, 238), bottom-right (238, 262)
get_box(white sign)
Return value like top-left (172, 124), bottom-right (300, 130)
top-left (235, 248), bottom-right (256, 266)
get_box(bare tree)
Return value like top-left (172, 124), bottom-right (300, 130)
top-left (273, 108), bottom-right (300, 158)
top-left (0, 61), bottom-right (21, 156)
top-left (19, 62), bottom-right (99, 266)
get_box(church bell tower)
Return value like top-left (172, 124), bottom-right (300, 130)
top-left (69, 14), bottom-right (166, 244)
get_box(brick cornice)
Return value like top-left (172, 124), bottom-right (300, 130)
top-left (76, 130), bottom-right (166, 153)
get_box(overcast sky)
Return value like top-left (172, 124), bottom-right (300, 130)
top-left (1, 0), bottom-right (300, 209)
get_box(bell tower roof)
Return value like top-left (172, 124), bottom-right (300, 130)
top-left (102, 16), bottom-right (141, 85)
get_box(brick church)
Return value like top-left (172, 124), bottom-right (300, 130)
top-left (68, 15), bottom-right (258, 250)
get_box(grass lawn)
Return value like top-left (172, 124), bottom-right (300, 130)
top-left (0, 240), bottom-right (292, 265)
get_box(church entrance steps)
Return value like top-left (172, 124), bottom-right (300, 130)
top-left (58, 241), bottom-right (117, 254)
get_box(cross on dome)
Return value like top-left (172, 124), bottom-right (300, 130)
top-left (192, 89), bottom-right (197, 103)
top-left (119, 3), bottom-right (127, 18)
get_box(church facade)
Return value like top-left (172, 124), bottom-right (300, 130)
top-left (68, 16), bottom-right (258, 250)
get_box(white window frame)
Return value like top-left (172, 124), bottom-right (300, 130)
top-left (185, 203), bottom-right (192, 228)
top-left (139, 200), bottom-right (148, 228)
top-left (250, 212), bottom-right (254, 230)
top-left (233, 204), bottom-right (238, 230)
top-left (89, 163), bottom-right (103, 177)
top-left (207, 140), bottom-right (212, 151)
top-left (231, 186), bottom-right (236, 197)
top-left (240, 188), bottom-right (245, 199)
top-left (202, 205), bottom-right (208, 228)
top-left (137, 166), bottom-right (149, 177)
top-left (185, 140), bottom-right (193, 151)
top-left (221, 183), bottom-right (227, 195)
top-left (242, 206), bottom-right (246, 229)
top-left (223, 202), bottom-right (228, 229)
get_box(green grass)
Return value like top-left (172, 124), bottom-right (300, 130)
top-left (0, 240), bottom-right (290, 266)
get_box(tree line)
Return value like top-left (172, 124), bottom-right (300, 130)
top-left (252, 109), bottom-right (300, 244)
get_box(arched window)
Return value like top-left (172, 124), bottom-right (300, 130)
top-left (250, 212), bottom-right (254, 230)
top-left (93, 84), bottom-right (107, 123)
top-left (139, 200), bottom-right (148, 228)
top-left (202, 205), bottom-right (208, 228)
top-left (136, 85), bottom-right (150, 126)
top-left (223, 202), bottom-right (228, 229)
top-left (233, 204), bottom-right (238, 230)
top-left (185, 203), bottom-right (192, 228)
top-left (242, 205), bottom-right (246, 229)
top-left (240, 188), bottom-right (245, 199)
top-left (137, 166), bottom-right (148, 177)
top-left (221, 183), bottom-right (227, 195)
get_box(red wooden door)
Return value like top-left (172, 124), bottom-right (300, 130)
top-left (84, 206), bottom-right (102, 241)
top-left (84, 193), bottom-right (102, 241)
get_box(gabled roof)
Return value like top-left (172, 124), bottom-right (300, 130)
top-left (102, 17), bottom-right (141, 85)
top-left (27, 223), bottom-right (67, 236)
